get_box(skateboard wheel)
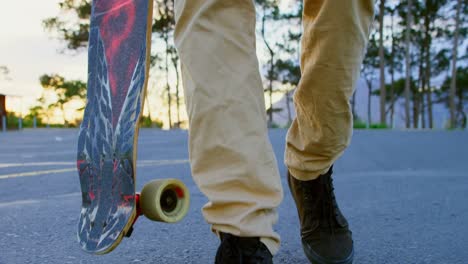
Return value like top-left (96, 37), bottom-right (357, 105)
top-left (140, 179), bottom-right (190, 223)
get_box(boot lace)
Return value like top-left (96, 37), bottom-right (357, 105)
top-left (323, 175), bottom-right (339, 234)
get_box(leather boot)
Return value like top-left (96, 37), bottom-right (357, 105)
top-left (215, 233), bottom-right (273, 264)
top-left (288, 166), bottom-right (354, 264)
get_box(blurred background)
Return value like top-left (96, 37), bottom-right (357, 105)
top-left (0, 0), bottom-right (466, 131)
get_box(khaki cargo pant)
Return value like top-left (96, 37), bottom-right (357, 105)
top-left (174, 0), bottom-right (374, 255)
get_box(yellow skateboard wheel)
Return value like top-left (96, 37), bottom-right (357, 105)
top-left (140, 179), bottom-right (190, 223)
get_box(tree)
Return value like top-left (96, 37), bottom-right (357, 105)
top-left (44, 0), bottom-right (182, 129)
top-left (256, 0), bottom-right (280, 127)
top-left (40, 0), bottom-right (468, 130)
top-left (274, 58), bottom-right (300, 125)
top-left (43, 0), bottom-right (91, 51)
top-left (271, 1), bottom-right (302, 126)
top-left (450, 0), bottom-right (463, 128)
top-left (404, 0), bottom-right (413, 128)
top-left (0, 66), bottom-right (10, 80)
top-left (378, 0), bottom-right (387, 126)
top-left (420, 0), bottom-right (449, 129)
top-left (438, 67), bottom-right (468, 128)
top-left (386, 5), bottom-right (405, 127)
top-left (39, 74), bottom-right (87, 125)
top-left (170, 46), bottom-right (182, 127)
top-left (153, 0), bottom-right (176, 129)
top-left (362, 32), bottom-right (380, 127)
top-left (29, 95), bottom-right (56, 127)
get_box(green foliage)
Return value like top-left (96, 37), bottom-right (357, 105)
top-left (153, 0), bottom-right (175, 34)
top-left (353, 119), bottom-right (367, 129)
top-left (43, 0), bottom-right (91, 50)
top-left (5, 112), bottom-right (19, 129)
top-left (439, 67), bottom-right (468, 95)
top-left (361, 31), bottom-right (380, 83)
top-left (39, 0), bottom-right (467, 130)
top-left (40, 74), bottom-right (87, 100)
top-left (4, 113), bottom-right (41, 129)
top-left (0, 65), bottom-right (10, 80)
top-left (140, 115), bottom-right (163, 128)
top-left (275, 59), bottom-right (300, 86)
top-left (39, 74), bottom-right (86, 125)
top-left (353, 119), bottom-right (389, 130)
top-left (370, 123), bottom-right (389, 129)
top-left (437, 67), bottom-right (468, 128)
top-left (269, 122), bottom-right (281, 129)
top-left (373, 77), bottom-right (418, 99)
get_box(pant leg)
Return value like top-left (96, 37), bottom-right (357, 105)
top-left (286, 0), bottom-right (374, 180)
top-left (173, 0), bottom-right (283, 254)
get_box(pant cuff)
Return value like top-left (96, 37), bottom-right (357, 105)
top-left (260, 237), bottom-right (279, 256)
top-left (288, 165), bottom-right (331, 181)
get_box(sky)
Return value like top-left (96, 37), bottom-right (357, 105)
top-left (0, 0), bottom-right (456, 129)
top-left (0, 0), bottom-right (294, 124)
top-left (0, 0), bottom-right (87, 115)
top-left (3, 0), bottom-right (451, 129)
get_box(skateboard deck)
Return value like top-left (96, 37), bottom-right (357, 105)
top-left (76, 0), bottom-right (154, 254)
top-left (77, 0), bottom-right (189, 255)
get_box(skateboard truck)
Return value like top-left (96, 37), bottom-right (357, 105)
top-left (124, 180), bottom-right (190, 238)
top-left (125, 193), bottom-right (143, 238)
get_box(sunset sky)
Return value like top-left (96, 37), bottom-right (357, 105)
top-left (0, 0), bottom-right (88, 114)
top-left (0, 0), bottom-right (296, 125)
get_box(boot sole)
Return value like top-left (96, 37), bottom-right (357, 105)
top-left (302, 243), bottom-right (354, 264)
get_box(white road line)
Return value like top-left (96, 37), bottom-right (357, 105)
top-left (0, 159), bottom-right (188, 168)
top-left (0, 159), bottom-right (189, 180)
top-left (0, 162), bottom-right (74, 168)
top-left (0, 150), bottom-right (74, 157)
top-left (0, 168), bottom-right (75, 180)
top-left (138, 159), bottom-right (189, 166)
top-left (0, 199), bottom-right (41, 208)
top-left (0, 192), bottom-right (81, 208)
top-left (54, 192), bottom-right (81, 198)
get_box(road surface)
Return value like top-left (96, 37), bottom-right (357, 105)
top-left (0, 129), bottom-right (467, 263)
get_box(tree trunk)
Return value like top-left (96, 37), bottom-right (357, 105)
top-left (425, 51), bottom-right (433, 129)
top-left (367, 78), bottom-right (372, 128)
top-left (389, 9), bottom-right (395, 128)
top-left (450, 0), bottom-right (462, 128)
top-left (268, 55), bottom-right (274, 126)
top-left (172, 53), bottom-right (181, 127)
top-left (404, 0), bottom-right (412, 129)
top-left (352, 89), bottom-right (357, 120)
top-left (419, 41), bottom-right (427, 129)
top-left (164, 36), bottom-right (172, 129)
top-left (261, 8), bottom-right (274, 127)
top-left (286, 89), bottom-right (292, 125)
top-left (145, 89), bottom-right (152, 126)
top-left (379, 0), bottom-right (386, 125)
top-left (423, 2), bottom-right (433, 129)
top-left (413, 95), bottom-right (419, 129)
top-left (163, 1), bottom-right (172, 129)
top-left (60, 103), bottom-right (67, 127)
top-left (421, 90), bottom-right (426, 129)
top-left (457, 79), bottom-right (465, 128)
top-left (416, 42), bottom-right (425, 129)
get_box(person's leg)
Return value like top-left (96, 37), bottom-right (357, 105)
top-left (286, 0), bottom-right (374, 180)
top-left (286, 0), bottom-right (374, 263)
top-left (173, 0), bottom-right (283, 259)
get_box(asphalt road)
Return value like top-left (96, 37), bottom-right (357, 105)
top-left (0, 129), bottom-right (467, 264)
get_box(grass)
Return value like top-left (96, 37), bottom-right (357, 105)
top-left (354, 119), bottom-right (389, 129)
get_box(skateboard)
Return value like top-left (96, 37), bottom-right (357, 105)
top-left (76, 0), bottom-right (190, 254)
